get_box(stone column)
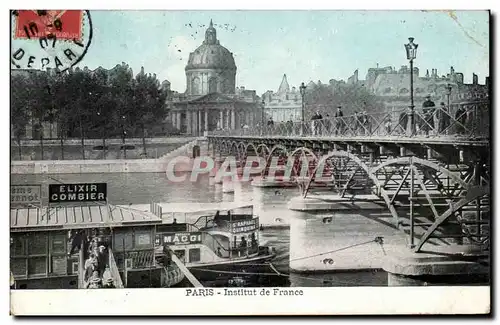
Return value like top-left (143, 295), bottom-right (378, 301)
top-left (231, 109), bottom-right (236, 130)
top-left (193, 110), bottom-right (198, 136)
top-left (198, 110), bottom-right (202, 134)
top-left (186, 110), bottom-right (192, 135)
top-left (205, 109), bottom-right (208, 132)
top-left (176, 112), bottom-right (181, 132)
top-left (225, 109), bottom-right (230, 129)
top-left (219, 110), bottom-right (224, 129)
top-left (170, 112), bottom-right (176, 128)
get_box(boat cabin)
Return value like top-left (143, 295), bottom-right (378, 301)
top-left (152, 202), bottom-right (261, 265)
top-left (10, 204), bottom-right (163, 289)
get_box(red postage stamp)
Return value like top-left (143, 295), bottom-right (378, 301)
top-left (14, 10), bottom-right (83, 41)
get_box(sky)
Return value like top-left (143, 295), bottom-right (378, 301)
top-left (13, 10), bottom-right (490, 95)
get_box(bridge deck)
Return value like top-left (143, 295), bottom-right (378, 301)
top-left (209, 134), bottom-right (489, 147)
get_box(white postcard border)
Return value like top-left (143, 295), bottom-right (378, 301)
top-left (10, 287), bottom-right (490, 315)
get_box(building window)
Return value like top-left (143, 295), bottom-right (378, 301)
top-left (191, 77), bottom-right (201, 95)
top-left (11, 258), bottom-right (27, 276)
top-left (28, 256), bottom-right (47, 276)
top-left (208, 78), bottom-right (217, 93)
top-left (50, 233), bottom-right (67, 275)
top-left (114, 232), bottom-right (133, 251)
top-left (399, 88), bottom-right (409, 94)
top-left (174, 250), bottom-right (186, 263)
top-left (134, 230), bottom-right (152, 248)
top-left (28, 233), bottom-right (48, 255)
top-left (189, 248), bottom-right (201, 263)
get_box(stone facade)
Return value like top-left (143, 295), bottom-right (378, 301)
top-left (262, 74), bottom-right (302, 123)
top-left (184, 21), bottom-right (236, 97)
top-left (169, 20), bottom-right (261, 135)
top-left (347, 65), bottom-right (490, 121)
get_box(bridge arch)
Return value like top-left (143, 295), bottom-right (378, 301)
top-left (304, 150), bottom-right (401, 229)
top-left (367, 156), bottom-right (490, 252)
top-left (255, 144), bottom-right (271, 159)
top-left (245, 142), bottom-right (258, 156)
top-left (261, 144), bottom-right (290, 177)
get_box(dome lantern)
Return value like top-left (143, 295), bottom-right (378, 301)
top-left (204, 19), bottom-right (218, 45)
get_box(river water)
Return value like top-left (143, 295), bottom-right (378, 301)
top-left (11, 172), bottom-right (388, 287)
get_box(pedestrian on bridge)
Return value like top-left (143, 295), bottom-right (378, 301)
top-left (267, 117), bottom-right (274, 134)
top-left (398, 111), bottom-right (408, 134)
top-left (437, 102), bottom-right (451, 135)
top-left (354, 112), bottom-right (362, 135)
top-left (335, 106), bottom-right (344, 135)
top-left (324, 114), bottom-right (332, 134)
top-left (422, 95), bottom-right (436, 136)
top-left (286, 118), bottom-right (294, 136)
top-left (454, 105), bottom-right (467, 134)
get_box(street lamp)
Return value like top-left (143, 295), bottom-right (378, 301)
top-left (121, 115), bottom-right (127, 159)
top-left (261, 99), bottom-right (265, 127)
top-left (404, 37), bottom-right (418, 136)
top-left (445, 83), bottom-right (452, 110)
top-left (299, 82), bottom-right (306, 135)
top-left (444, 83), bottom-right (453, 136)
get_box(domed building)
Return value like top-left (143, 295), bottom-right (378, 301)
top-left (169, 20), bottom-right (261, 135)
top-left (185, 20), bottom-right (236, 96)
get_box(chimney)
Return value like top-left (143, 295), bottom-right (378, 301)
top-left (450, 66), bottom-right (455, 75)
top-left (425, 69), bottom-right (429, 78)
top-left (473, 73), bottom-right (478, 85)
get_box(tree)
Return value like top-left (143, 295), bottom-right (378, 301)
top-left (130, 71), bottom-right (168, 157)
top-left (11, 74), bottom-right (30, 159)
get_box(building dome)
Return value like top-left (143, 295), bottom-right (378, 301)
top-left (185, 20), bottom-right (236, 71)
top-left (184, 20), bottom-right (237, 96)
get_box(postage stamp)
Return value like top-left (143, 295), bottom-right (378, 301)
top-left (8, 8), bottom-right (491, 316)
top-left (10, 10), bottom-right (92, 71)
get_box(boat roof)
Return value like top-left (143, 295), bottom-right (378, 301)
top-left (10, 204), bottom-right (162, 232)
top-left (155, 202), bottom-right (254, 213)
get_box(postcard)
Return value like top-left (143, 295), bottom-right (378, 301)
top-left (9, 9), bottom-right (491, 316)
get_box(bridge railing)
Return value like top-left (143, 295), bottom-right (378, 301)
top-left (212, 104), bottom-right (489, 140)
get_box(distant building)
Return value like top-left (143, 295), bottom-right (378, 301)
top-left (347, 65), bottom-right (490, 119)
top-left (262, 74), bottom-right (302, 123)
top-left (168, 20), bottom-right (261, 134)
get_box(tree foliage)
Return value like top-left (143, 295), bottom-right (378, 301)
top-left (10, 64), bottom-right (170, 139)
top-left (304, 82), bottom-right (386, 119)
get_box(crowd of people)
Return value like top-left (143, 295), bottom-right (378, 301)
top-left (257, 96), bottom-right (477, 138)
top-left (396, 95), bottom-right (470, 136)
top-left (69, 228), bottom-right (115, 289)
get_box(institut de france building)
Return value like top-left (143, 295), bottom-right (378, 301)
top-left (168, 20), bottom-right (261, 135)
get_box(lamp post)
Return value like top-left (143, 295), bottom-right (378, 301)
top-left (299, 82), bottom-right (306, 135)
top-left (445, 83), bottom-right (453, 136)
top-left (404, 37), bottom-right (418, 136)
top-left (260, 99), bottom-right (266, 127)
top-left (445, 83), bottom-right (452, 111)
top-left (261, 99), bottom-right (265, 135)
top-left (121, 114), bottom-right (127, 159)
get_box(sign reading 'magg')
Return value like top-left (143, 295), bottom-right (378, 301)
top-left (49, 183), bottom-right (107, 203)
top-left (161, 232), bottom-right (202, 245)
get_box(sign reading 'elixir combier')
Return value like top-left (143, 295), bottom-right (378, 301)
top-left (49, 183), bottom-right (107, 203)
